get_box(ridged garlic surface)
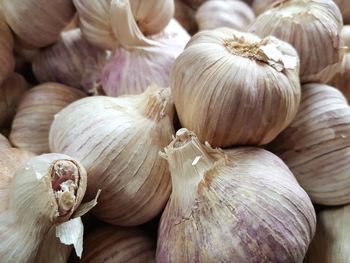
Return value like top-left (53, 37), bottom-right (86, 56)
top-left (50, 86), bottom-right (174, 226)
top-left (0, 10), bottom-right (14, 85)
top-left (328, 53), bottom-right (350, 101)
top-left (249, 0), bottom-right (344, 83)
top-left (171, 28), bottom-right (301, 148)
top-left (10, 83), bottom-right (86, 154)
top-left (195, 0), bottom-right (255, 31)
top-left (157, 129), bottom-right (316, 263)
top-left (268, 84), bottom-right (350, 205)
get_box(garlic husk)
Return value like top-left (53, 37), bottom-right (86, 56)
top-left (157, 128), bottom-right (316, 262)
top-left (195, 0), bottom-right (255, 31)
top-left (0, 147), bottom-right (34, 213)
top-left (3, 0), bottom-right (75, 48)
top-left (73, 0), bottom-right (174, 50)
top-left (71, 225), bottom-right (155, 262)
top-left (171, 28), bottom-right (301, 148)
top-left (304, 205), bottom-right (350, 263)
top-left (334, 0), bottom-right (350, 24)
top-left (0, 73), bottom-right (28, 129)
top-left (9, 83), bottom-right (86, 154)
top-left (341, 25), bottom-right (350, 52)
top-left (50, 86), bottom-right (174, 226)
top-left (251, 0), bottom-right (278, 15)
top-left (0, 10), bottom-right (15, 85)
top-left (32, 29), bottom-right (109, 94)
top-left (249, 0), bottom-right (344, 84)
top-left (175, 0), bottom-right (198, 35)
top-left (0, 153), bottom-right (87, 262)
top-left (0, 133), bottom-right (11, 150)
top-left (268, 83), bottom-right (350, 205)
top-left (328, 53), bottom-right (350, 101)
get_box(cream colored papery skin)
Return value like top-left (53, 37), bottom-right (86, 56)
top-left (171, 28), bottom-right (301, 148)
top-left (49, 88), bottom-right (174, 226)
top-left (157, 132), bottom-right (316, 263)
top-left (268, 84), bottom-right (350, 205)
top-left (249, 0), bottom-right (344, 84)
top-left (340, 25), bottom-right (350, 52)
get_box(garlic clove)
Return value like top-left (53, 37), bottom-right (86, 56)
top-left (195, 0), bottom-right (255, 32)
top-left (174, 0), bottom-right (198, 35)
top-left (32, 29), bottom-right (110, 94)
top-left (334, 0), bottom-right (350, 24)
top-left (3, 0), bottom-right (75, 48)
top-left (9, 83), bottom-right (86, 154)
top-left (328, 52), bottom-right (350, 101)
top-left (50, 86), bottom-right (174, 226)
top-left (251, 0), bottom-right (278, 16)
top-left (268, 83), bottom-right (350, 205)
top-left (0, 133), bottom-right (11, 150)
top-left (157, 128), bottom-right (316, 262)
top-left (249, 0), bottom-right (345, 84)
top-left (171, 28), bottom-right (301, 148)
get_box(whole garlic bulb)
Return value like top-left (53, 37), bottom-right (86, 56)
top-left (304, 205), bottom-right (350, 262)
top-left (157, 128), bottom-right (316, 262)
top-left (73, 0), bottom-right (174, 50)
top-left (73, 225), bottom-right (155, 262)
top-left (171, 28), bottom-right (301, 148)
top-left (32, 29), bottom-right (109, 94)
top-left (9, 83), bottom-right (86, 154)
top-left (195, 0), bottom-right (255, 31)
top-left (334, 0), bottom-right (350, 24)
top-left (0, 133), bottom-right (10, 150)
top-left (0, 11), bottom-right (14, 85)
top-left (251, 0), bottom-right (278, 15)
top-left (3, 0), bottom-right (75, 48)
top-left (249, 0), bottom-right (344, 84)
top-left (268, 83), bottom-right (350, 205)
top-left (50, 86), bottom-right (174, 226)
top-left (0, 153), bottom-right (87, 262)
top-left (0, 73), bottom-right (28, 129)
top-left (328, 53), bottom-right (350, 101)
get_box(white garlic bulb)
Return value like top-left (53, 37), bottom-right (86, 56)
top-left (157, 129), bottom-right (316, 262)
top-left (268, 83), bottom-right (350, 205)
top-left (50, 86), bottom-right (174, 226)
top-left (171, 28), bottom-right (301, 148)
top-left (195, 0), bottom-right (255, 31)
top-left (9, 83), bottom-right (86, 154)
top-left (0, 10), bottom-right (14, 85)
top-left (249, 0), bottom-right (345, 84)
top-left (251, 0), bottom-right (278, 15)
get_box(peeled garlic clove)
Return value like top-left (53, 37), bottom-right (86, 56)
top-left (0, 10), bottom-right (15, 85)
top-left (174, 0), bottom-right (198, 35)
top-left (0, 153), bottom-right (87, 263)
top-left (268, 83), bottom-right (350, 205)
top-left (195, 0), bottom-right (255, 31)
top-left (9, 83), bottom-right (86, 154)
top-left (0, 73), bottom-right (28, 129)
top-left (32, 29), bottom-right (109, 94)
top-left (304, 205), bottom-right (350, 262)
top-left (171, 28), bottom-right (301, 148)
top-left (251, 0), bottom-right (278, 15)
top-left (50, 86), bottom-right (174, 226)
top-left (249, 0), bottom-right (344, 84)
top-left (328, 53), bottom-right (350, 101)
top-left (334, 0), bottom-right (350, 24)
top-left (3, 0), bottom-right (75, 48)
top-left (0, 133), bottom-right (11, 150)
top-left (341, 25), bottom-right (350, 52)
top-left (71, 225), bottom-right (155, 262)
top-left (157, 128), bottom-right (316, 262)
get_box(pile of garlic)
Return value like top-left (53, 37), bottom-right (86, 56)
top-left (0, 0), bottom-right (350, 262)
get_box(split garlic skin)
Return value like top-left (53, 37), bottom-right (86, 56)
top-left (0, 11), bottom-right (15, 85)
top-left (157, 129), bottom-right (316, 263)
top-left (249, 0), bottom-right (344, 84)
top-left (171, 28), bottom-right (301, 148)
top-left (268, 83), bottom-right (350, 205)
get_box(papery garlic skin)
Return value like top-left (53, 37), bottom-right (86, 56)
top-left (268, 84), bottom-right (350, 205)
top-left (157, 129), bottom-right (316, 263)
top-left (249, 0), bottom-right (344, 84)
top-left (0, 133), bottom-right (10, 150)
top-left (50, 86), bottom-right (174, 226)
top-left (251, 0), bottom-right (278, 15)
top-left (9, 83), bottom-right (86, 154)
top-left (32, 29), bottom-right (108, 94)
top-left (341, 25), bottom-right (350, 52)
top-left (334, 0), bottom-right (350, 24)
top-left (0, 153), bottom-right (87, 263)
top-left (0, 11), bottom-right (15, 85)
top-left (195, 0), bottom-right (255, 31)
top-left (328, 53), bottom-right (350, 101)
top-left (171, 28), bottom-right (301, 148)
top-left (3, 0), bottom-right (75, 48)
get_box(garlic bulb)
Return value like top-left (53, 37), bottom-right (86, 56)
top-left (304, 205), bottom-right (350, 263)
top-left (32, 29), bottom-right (109, 94)
top-left (0, 153), bottom-right (87, 262)
top-left (175, 0), bottom-right (198, 35)
top-left (73, 225), bottom-right (155, 262)
top-left (3, 0), bottom-right (75, 48)
top-left (195, 0), bottom-right (255, 31)
top-left (0, 73), bottom-right (28, 129)
top-left (328, 53), bottom-right (350, 101)
top-left (0, 10), bottom-right (14, 85)
top-left (0, 133), bottom-right (10, 150)
top-left (74, 0), bottom-right (174, 50)
top-left (251, 0), bottom-right (278, 15)
top-left (249, 0), bottom-right (344, 84)
top-left (10, 83), bottom-right (86, 154)
top-left (157, 128), bottom-right (316, 262)
top-left (171, 28), bottom-right (301, 148)
top-left (50, 86), bottom-right (174, 226)
top-left (0, 147), bottom-right (33, 213)
top-left (341, 25), bottom-right (350, 52)
top-left (334, 0), bottom-right (350, 24)
top-left (268, 83), bottom-right (350, 205)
